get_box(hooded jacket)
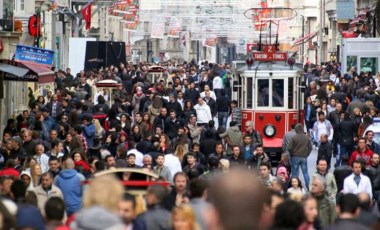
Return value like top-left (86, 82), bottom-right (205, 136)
top-left (288, 124), bottom-right (312, 158)
top-left (71, 206), bottom-right (125, 230)
top-left (20, 170), bottom-right (34, 191)
top-left (55, 169), bottom-right (83, 215)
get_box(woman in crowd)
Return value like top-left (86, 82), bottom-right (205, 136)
top-left (93, 119), bottom-right (106, 140)
top-left (23, 156), bottom-right (37, 173)
top-left (72, 149), bottom-right (90, 176)
top-left (30, 163), bottom-right (42, 187)
top-left (298, 195), bottom-right (320, 230)
top-left (159, 134), bottom-right (171, 154)
top-left (129, 125), bottom-right (142, 147)
top-left (120, 113), bottom-right (132, 135)
top-left (172, 205), bottom-right (200, 230)
top-left (63, 133), bottom-right (82, 155)
top-left (183, 100), bottom-right (196, 122)
top-left (287, 177), bottom-right (307, 197)
top-left (142, 112), bottom-right (152, 133)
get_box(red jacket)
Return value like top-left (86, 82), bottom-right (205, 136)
top-left (0, 167), bottom-right (20, 179)
top-left (349, 148), bottom-right (373, 167)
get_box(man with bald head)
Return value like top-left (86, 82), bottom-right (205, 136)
top-left (357, 192), bottom-right (378, 228)
top-left (55, 157), bottom-right (84, 216)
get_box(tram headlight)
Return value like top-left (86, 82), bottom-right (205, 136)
top-left (264, 125), bottom-right (276, 137)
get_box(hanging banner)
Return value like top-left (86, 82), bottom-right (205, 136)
top-left (109, 0), bottom-right (140, 31)
top-left (167, 17), bottom-right (181, 38)
top-left (179, 31), bottom-right (189, 49)
top-left (203, 34), bottom-right (218, 47)
top-left (151, 16), bottom-right (165, 39)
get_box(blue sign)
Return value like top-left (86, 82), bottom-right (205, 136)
top-left (336, 0), bottom-right (355, 20)
top-left (15, 45), bottom-right (55, 67)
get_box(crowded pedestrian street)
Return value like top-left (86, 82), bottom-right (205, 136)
top-left (1, 0), bottom-right (380, 230)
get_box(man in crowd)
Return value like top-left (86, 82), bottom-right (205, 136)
top-left (349, 138), bottom-right (374, 167)
top-left (136, 185), bottom-right (171, 230)
top-left (343, 160), bottom-right (373, 199)
top-left (310, 159), bottom-right (337, 202)
top-left (55, 158), bottom-right (84, 216)
top-left (288, 123), bottom-right (312, 189)
top-left (153, 154), bottom-right (172, 183)
top-left (325, 193), bottom-right (368, 230)
top-left (259, 162), bottom-right (276, 187)
top-left (310, 175), bottom-right (336, 228)
top-left (163, 172), bottom-right (189, 211)
top-left (34, 172), bottom-right (64, 215)
top-left (119, 193), bottom-right (146, 230)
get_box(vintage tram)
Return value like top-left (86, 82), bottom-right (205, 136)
top-left (234, 7), bottom-right (304, 164)
top-left (234, 58), bottom-right (304, 163)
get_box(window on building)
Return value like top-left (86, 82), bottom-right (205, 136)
top-left (20, 0), bottom-right (25, 11)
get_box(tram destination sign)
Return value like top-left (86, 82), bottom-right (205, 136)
top-left (252, 45), bottom-right (287, 62)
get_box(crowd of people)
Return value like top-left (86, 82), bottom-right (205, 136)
top-left (0, 59), bottom-right (379, 229)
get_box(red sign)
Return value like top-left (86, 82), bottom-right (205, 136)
top-left (246, 43), bottom-right (258, 52)
top-left (252, 45), bottom-right (287, 61)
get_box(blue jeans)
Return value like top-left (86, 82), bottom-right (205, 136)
top-left (218, 112), bottom-right (228, 128)
top-left (291, 156), bottom-right (310, 189)
top-left (335, 143), bottom-right (353, 167)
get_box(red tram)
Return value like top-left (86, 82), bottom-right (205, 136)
top-left (233, 7), bottom-right (304, 164)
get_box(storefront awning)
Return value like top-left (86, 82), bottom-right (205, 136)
top-left (21, 62), bottom-right (54, 77)
top-left (291, 31), bottom-right (318, 47)
top-left (0, 63), bottom-right (29, 77)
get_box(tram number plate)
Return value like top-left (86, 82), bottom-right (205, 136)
top-left (253, 52), bottom-right (287, 61)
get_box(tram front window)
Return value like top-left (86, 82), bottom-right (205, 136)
top-left (258, 79), bottom-right (269, 107)
top-left (272, 79), bottom-right (284, 107)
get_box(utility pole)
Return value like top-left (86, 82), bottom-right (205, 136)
top-left (301, 15), bottom-right (305, 64)
top-left (318, 0), bottom-right (324, 65)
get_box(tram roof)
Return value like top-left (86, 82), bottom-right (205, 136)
top-left (236, 62), bottom-right (304, 72)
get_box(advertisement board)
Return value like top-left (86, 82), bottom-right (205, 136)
top-left (14, 45), bottom-right (54, 67)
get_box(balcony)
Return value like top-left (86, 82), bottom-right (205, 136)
top-left (325, 0), bottom-right (337, 19)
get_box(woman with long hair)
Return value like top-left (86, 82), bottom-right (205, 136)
top-left (148, 95), bottom-right (162, 124)
top-left (23, 156), bottom-right (37, 172)
top-left (93, 119), bottom-right (106, 139)
top-left (30, 163), bottom-right (42, 187)
top-left (174, 145), bottom-right (187, 162)
top-left (129, 124), bottom-right (142, 146)
top-left (172, 205), bottom-right (200, 230)
top-left (298, 195), bottom-right (319, 230)
top-left (183, 100), bottom-right (196, 122)
top-left (142, 112), bottom-right (152, 132)
top-left (287, 177), bottom-right (307, 197)
top-left (71, 149), bottom-right (90, 176)
top-left (159, 134), bottom-right (171, 154)
top-left (120, 113), bottom-right (131, 135)
top-left (63, 133), bottom-right (82, 155)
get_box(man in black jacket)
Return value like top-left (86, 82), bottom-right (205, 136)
top-left (184, 82), bottom-right (200, 104)
top-left (325, 193), bottom-right (368, 230)
top-left (165, 94), bottom-right (182, 117)
top-left (333, 155), bottom-right (352, 193)
top-left (164, 110), bottom-right (183, 141)
top-left (216, 90), bottom-right (230, 128)
top-left (318, 134), bottom-right (333, 169)
top-left (153, 107), bottom-right (167, 131)
top-left (336, 113), bottom-right (356, 167)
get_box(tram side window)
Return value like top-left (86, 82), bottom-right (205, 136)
top-left (257, 79), bottom-right (269, 107)
top-left (272, 79), bottom-right (284, 107)
top-left (247, 77), bottom-right (253, 109)
top-left (288, 77), bottom-right (294, 109)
